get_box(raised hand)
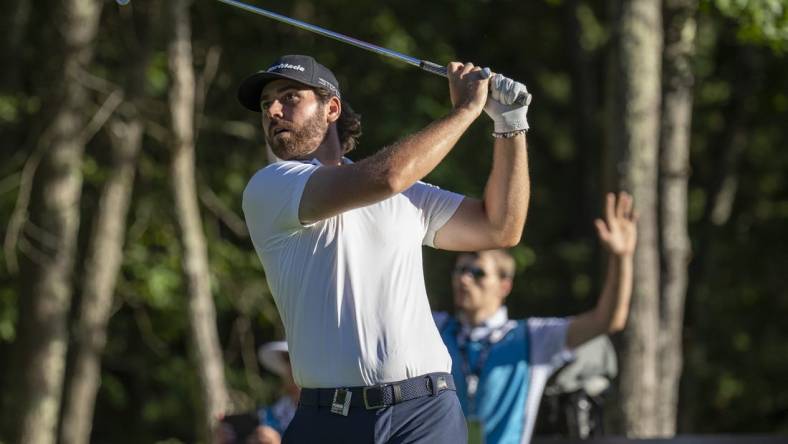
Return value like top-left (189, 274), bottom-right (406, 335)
top-left (447, 62), bottom-right (490, 116)
top-left (594, 192), bottom-right (638, 257)
top-left (483, 73), bottom-right (531, 134)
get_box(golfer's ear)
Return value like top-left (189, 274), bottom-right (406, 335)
top-left (326, 96), bottom-right (341, 123)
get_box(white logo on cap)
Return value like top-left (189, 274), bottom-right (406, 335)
top-left (268, 63), bottom-right (305, 72)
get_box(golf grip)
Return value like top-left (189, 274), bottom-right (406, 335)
top-left (419, 61), bottom-right (530, 106)
top-left (420, 60), bottom-right (449, 77)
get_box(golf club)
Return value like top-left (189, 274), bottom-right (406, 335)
top-left (214, 0), bottom-right (531, 106)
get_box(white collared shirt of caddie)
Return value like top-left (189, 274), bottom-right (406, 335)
top-left (243, 158), bottom-right (464, 388)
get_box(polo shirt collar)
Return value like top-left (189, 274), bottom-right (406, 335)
top-left (460, 307), bottom-right (509, 342)
top-left (304, 156), bottom-right (352, 166)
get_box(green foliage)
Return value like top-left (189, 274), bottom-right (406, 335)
top-left (147, 53), bottom-right (171, 98)
top-left (576, 3), bottom-right (608, 51)
top-left (0, 0), bottom-right (787, 441)
top-left (684, 15), bottom-right (788, 428)
top-left (0, 287), bottom-right (15, 342)
top-left (0, 95), bottom-right (18, 124)
top-left (711, 0), bottom-right (788, 50)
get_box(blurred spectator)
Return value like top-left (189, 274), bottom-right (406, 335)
top-left (218, 341), bottom-right (298, 444)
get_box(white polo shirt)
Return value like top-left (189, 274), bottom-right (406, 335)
top-left (243, 159), bottom-right (464, 388)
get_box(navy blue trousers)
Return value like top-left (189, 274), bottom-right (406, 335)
top-left (282, 388), bottom-right (467, 444)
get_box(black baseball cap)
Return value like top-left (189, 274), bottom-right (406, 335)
top-left (237, 54), bottom-right (341, 112)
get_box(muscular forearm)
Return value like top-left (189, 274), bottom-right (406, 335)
top-left (431, 134), bottom-right (529, 251)
top-left (298, 63), bottom-right (490, 225)
top-left (358, 106), bottom-right (479, 195)
top-left (482, 134), bottom-right (529, 245)
top-left (299, 106), bottom-right (480, 224)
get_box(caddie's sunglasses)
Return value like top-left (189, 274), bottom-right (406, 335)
top-left (453, 265), bottom-right (487, 280)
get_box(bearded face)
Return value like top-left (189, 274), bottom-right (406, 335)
top-left (264, 101), bottom-right (330, 161)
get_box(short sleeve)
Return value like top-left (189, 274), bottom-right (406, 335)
top-left (527, 317), bottom-right (574, 367)
top-left (402, 181), bottom-right (464, 248)
top-left (242, 161), bottom-right (318, 248)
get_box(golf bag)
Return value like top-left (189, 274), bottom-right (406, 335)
top-left (533, 335), bottom-right (617, 439)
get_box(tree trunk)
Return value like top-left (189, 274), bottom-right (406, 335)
top-left (168, 0), bottom-right (230, 439)
top-left (7, 1), bottom-right (103, 443)
top-left (59, 117), bottom-right (142, 444)
top-left (657, 0), bottom-right (697, 435)
top-left (608, 0), bottom-right (663, 437)
top-left (58, 6), bottom-right (153, 443)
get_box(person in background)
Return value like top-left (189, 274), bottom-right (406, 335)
top-left (434, 192), bottom-right (637, 444)
top-left (218, 341), bottom-right (298, 444)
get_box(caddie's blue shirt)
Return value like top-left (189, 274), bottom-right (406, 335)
top-left (258, 396), bottom-right (297, 435)
top-left (436, 308), bottom-right (573, 444)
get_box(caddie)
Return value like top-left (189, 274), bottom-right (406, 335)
top-left (435, 192), bottom-right (637, 444)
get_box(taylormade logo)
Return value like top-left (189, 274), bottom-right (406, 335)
top-left (268, 63), bottom-right (305, 72)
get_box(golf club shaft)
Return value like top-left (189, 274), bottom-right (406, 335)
top-left (216, 0), bottom-right (530, 106)
top-left (215, 0), bottom-right (447, 77)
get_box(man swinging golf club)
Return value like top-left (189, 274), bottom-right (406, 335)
top-left (240, 54), bottom-right (531, 443)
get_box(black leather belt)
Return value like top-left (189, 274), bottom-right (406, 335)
top-left (299, 372), bottom-right (455, 415)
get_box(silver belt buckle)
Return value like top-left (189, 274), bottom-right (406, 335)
top-left (330, 388), bottom-right (352, 416)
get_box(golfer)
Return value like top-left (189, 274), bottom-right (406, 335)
top-left (239, 54), bottom-right (531, 443)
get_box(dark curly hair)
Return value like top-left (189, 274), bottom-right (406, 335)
top-left (315, 89), bottom-right (362, 154)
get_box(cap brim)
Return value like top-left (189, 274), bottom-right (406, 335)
top-left (237, 71), bottom-right (305, 112)
top-left (257, 341), bottom-right (289, 376)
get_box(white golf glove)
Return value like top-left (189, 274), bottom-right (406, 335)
top-left (483, 73), bottom-right (531, 134)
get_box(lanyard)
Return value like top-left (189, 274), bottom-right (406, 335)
top-left (457, 320), bottom-right (517, 415)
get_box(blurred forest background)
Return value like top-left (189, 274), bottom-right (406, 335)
top-left (0, 0), bottom-right (786, 443)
